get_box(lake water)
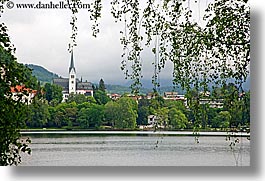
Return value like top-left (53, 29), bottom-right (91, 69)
top-left (20, 132), bottom-right (250, 166)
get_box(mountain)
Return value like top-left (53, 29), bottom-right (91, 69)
top-left (105, 84), bottom-right (152, 94)
top-left (105, 84), bottom-right (184, 95)
top-left (25, 64), bottom-right (250, 93)
top-left (25, 64), bottom-right (59, 84)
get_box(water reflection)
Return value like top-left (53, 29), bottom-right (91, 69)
top-left (20, 135), bottom-right (250, 166)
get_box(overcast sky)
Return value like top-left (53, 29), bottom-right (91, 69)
top-left (1, 0), bottom-right (210, 86)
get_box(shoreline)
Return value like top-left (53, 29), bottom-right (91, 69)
top-left (20, 130), bottom-right (250, 137)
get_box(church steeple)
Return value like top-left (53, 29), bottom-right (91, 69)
top-left (69, 50), bottom-right (76, 73)
top-left (69, 50), bottom-right (76, 94)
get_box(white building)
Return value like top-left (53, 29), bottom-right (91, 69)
top-left (53, 51), bottom-right (93, 102)
top-left (10, 85), bottom-right (37, 104)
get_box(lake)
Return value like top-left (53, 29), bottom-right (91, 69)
top-left (20, 131), bottom-right (250, 166)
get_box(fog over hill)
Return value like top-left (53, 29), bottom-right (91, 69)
top-left (26, 64), bottom-right (250, 94)
top-left (25, 64), bottom-right (59, 84)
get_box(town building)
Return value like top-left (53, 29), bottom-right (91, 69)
top-left (199, 98), bottom-right (223, 108)
top-left (163, 91), bottom-right (185, 101)
top-left (147, 115), bottom-right (159, 126)
top-left (107, 93), bottom-right (121, 100)
top-left (53, 51), bottom-right (93, 102)
top-left (10, 85), bottom-right (37, 104)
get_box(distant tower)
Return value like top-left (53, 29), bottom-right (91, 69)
top-left (69, 51), bottom-right (76, 94)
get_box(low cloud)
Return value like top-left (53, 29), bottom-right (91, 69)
top-left (1, 1), bottom-right (174, 86)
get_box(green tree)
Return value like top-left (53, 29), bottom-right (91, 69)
top-left (206, 107), bottom-right (220, 128)
top-left (67, 93), bottom-right (87, 104)
top-left (26, 99), bottom-right (50, 128)
top-left (52, 102), bottom-right (77, 128)
top-left (87, 104), bottom-right (105, 128)
top-left (137, 98), bottom-right (151, 125)
top-left (137, 106), bottom-right (149, 125)
top-left (47, 106), bottom-right (57, 127)
top-left (104, 97), bottom-right (137, 129)
top-left (168, 108), bottom-right (188, 129)
top-left (77, 108), bottom-right (90, 129)
top-left (44, 83), bottom-right (63, 104)
top-left (65, 107), bottom-right (78, 128)
top-left (0, 22), bottom-right (36, 165)
top-left (212, 111), bottom-right (231, 129)
top-left (242, 91), bottom-right (250, 127)
top-left (164, 100), bottom-right (186, 114)
top-left (116, 97), bottom-right (137, 129)
top-left (98, 78), bottom-right (106, 92)
top-left (221, 83), bottom-right (248, 128)
top-left (87, 96), bottom-right (97, 104)
top-left (94, 90), bottom-right (111, 105)
top-left (154, 107), bottom-right (169, 129)
top-left (104, 101), bottom-right (120, 127)
top-left (77, 104), bottom-right (104, 129)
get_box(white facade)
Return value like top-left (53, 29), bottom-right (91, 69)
top-left (69, 68), bottom-right (76, 94)
top-left (53, 51), bottom-right (94, 102)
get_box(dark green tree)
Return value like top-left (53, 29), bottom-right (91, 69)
top-left (94, 90), bottom-right (111, 105)
top-left (0, 22), bottom-right (36, 165)
top-left (206, 107), bottom-right (220, 128)
top-left (168, 108), bottom-right (188, 129)
top-left (77, 104), bottom-right (105, 129)
top-left (98, 78), bottom-right (106, 92)
top-left (26, 99), bottom-right (50, 128)
top-left (44, 83), bottom-right (63, 104)
top-left (67, 93), bottom-right (87, 104)
top-left (104, 101), bottom-right (120, 127)
top-left (104, 98), bottom-right (137, 129)
top-left (154, 107), bottom-right (169, 129)
top-left (137, 106), bottom-right (149, 125)
top-left (212, 111), bottom-right (231, 130)
top-left (116, 97), bottom-right (137, 129)
top-left (52, 102), bottom-right (77, 128)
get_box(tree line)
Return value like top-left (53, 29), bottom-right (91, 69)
top-left (24, 80), bottom-right (250, 131)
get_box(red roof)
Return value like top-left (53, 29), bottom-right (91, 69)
top-left (10, 85), bottom-right (37, 94)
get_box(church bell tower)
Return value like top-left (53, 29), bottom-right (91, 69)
top-left (69, 51), bottom-right (76, 94)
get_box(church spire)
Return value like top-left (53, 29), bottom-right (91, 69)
top-left (69, 50), bottom-right (76, 73)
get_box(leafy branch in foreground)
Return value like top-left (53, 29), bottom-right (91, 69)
top-left (66, 0), bottom-right (249, 96)
top-left (0, 25), bottom-right (37, 165)
top-left (1, 1), bottom-right (37, 165)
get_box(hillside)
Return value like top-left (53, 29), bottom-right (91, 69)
top-left (25, 64), bottom-right (250, 94)
top-left (25, 64), bottom-right (59, 84)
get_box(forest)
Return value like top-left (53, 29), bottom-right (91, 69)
top-left (24, 80), bottom-right (250, 131)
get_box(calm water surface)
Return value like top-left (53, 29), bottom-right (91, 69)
top-left (20, 134), bottom-right (250, 166)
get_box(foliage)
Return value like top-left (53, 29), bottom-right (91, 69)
top-left (66, 0), bottom-right (249, 133)
top-left (104, 101), bottom-right (120, 127)
top-left (137, 106), bottom-right (149, 125)
top-left (67, 93), bottom-right (88, 104)
top-left (212, 111), bottom-right (231, 129)
top-left (104, 97), bottom-right (137, 129)
top-left (26, 99), bottom-right (50, 128)
top-left (44, 83), bottom-right (63, 104)
top-left (50, 102), bottom-right (78, 128)
top-left (98, 78), bottom-right (106, 92)
top-left (116, 97), bottom-right (138, 129)
top-left (25, 64), bottom-right (59, 84)
top-left (168, 108), bottom-right (188, 129)
top-left (94, 90), bottom-right (111, 105)
top-left (77, 104), bottom-right (105, 128)
top-left (154, 107), bottom-right (169, 128)
top-left (0, 21), bottom-right (35, 165)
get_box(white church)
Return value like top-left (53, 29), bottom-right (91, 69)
top-left (53, 51), bottom-right (94, 102)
